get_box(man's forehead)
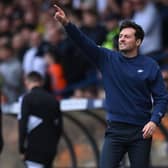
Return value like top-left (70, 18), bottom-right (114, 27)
top-left (120, 27), bottom-right (136, 35)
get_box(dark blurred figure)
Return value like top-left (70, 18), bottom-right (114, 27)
top-left (12, 33), bottom-right (28, 62)
top-left (81, 9), bottom-right (106, 45)
top-left (0, 2), bottom-right (5, 17)
top-left (57, 0), bottom-right (72, 8)
top-left (0, 35), bottom-right (10, 48)
top-left (18, 71), bottom-right (62, 168)
top-left (120, 0), bottom-right (134, 20)
top-left (131, 0), bottom-right (162, 55)
top-left (0, 16), bottom-right (12, 38)
top-left (156, 0), bottom-right (168, 51)
top-left (161, 66), bottom-right (168, 90)
top-left (102, 0), bottom-right (121, 18)
top-left (11, 8), bottom-right (24, 33)
top-left (44, 49), bottom-right (67, 99)
top-left (0, 89), bottom-right (3, 154)
top-left (79, 9), bottom-right (106, 94)
top-left (44, 21), bottom-right (90, 94)
top-left (22, 31), bottom-right (43, 75)
top-left (102, 13), bottom-right (120, 50)
top-left (0, 44), bottom-right (23, 104)
top-left (23, 9), bottom-right (38, 30)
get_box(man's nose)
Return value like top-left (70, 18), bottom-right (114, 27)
top-left (119, 37), bottom-right (125, 42)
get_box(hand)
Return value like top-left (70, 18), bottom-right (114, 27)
top-left (53, 4), bottom-right (69, 26)
top-left (142, 121), bottom-right (157, 139)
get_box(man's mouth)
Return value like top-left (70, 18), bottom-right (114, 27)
top-left (119, 43), bottom-right (125, 47)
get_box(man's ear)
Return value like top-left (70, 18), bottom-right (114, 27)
top-left (136, 39), bottom-right (141, 47)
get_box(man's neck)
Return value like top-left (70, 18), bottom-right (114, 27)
top-left (28, 83), bottom-right (41, 91)
top-left (121, 50), bottom-right (138, 58)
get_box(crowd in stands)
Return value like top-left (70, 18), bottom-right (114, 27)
top-left (0, 0), bottom-right (168, 104)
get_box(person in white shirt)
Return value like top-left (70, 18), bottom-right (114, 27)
top-left (132, 0), bottom-right (162, 55)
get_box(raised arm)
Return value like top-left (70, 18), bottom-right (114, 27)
top-left (53, 4), bottom-right (108, 68)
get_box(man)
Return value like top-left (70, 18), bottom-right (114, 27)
top-left (18, 71), bottom-right (62, 168)
top-left (0, 44), bottom-right (23, 104)
top-left (53, 4), bottom-right (168, 168)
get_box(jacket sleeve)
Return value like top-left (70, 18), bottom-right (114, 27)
top-left (64, 23), bottom-right (110, 69)
top-left (150, 67), bottom-right (168, 125)
top-left (18, 96), bottom-right (29, 154)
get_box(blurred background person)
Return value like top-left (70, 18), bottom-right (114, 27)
top-left (81, 9), bottom-right (107, 45)
top-left (44, 49), bottom-right (67, 99)
top-left (22, 31), bottom-right (45, 76)
top-left (18, 71), bottom-right (62, 168)
top-left (0, 16), bottom-right (12, 38)
top-left (161, 66), bottom-right (168, 90)
top-left (120, 0), bottom-right (134, 20)
top-left (72, 0), bottom-right (96, 10)
top-left (131, 0), bottom-right (162, 55)
top-left (12, 33), bottom-right (28, 63)
top-left (102, 13), bottom-right (120, 50)
top-left (156, 0), bottom-right (168, 52)
top-left (0, 44), bottom-right (23, 104)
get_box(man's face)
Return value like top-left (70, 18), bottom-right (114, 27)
top-left (118, 27), bottom-right (139, 53)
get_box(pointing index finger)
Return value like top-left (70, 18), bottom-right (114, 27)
top-left (53, 4), bottom-right (61, 11)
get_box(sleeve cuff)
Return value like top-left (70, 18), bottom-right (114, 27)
top-left (64, 22), bottom-right (72, 29)
top-left (150, 115), bottom-right (161, 126)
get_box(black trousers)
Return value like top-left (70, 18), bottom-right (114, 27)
top-left (100, 121), bottom-right (152, 168)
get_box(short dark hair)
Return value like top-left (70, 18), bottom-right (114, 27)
top-left (26, 71), bottom-right (43, 83)
top-left (119, 20), bottom-right (145, 42)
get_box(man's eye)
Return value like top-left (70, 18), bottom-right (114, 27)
top-left (125, 36), bottom-right (130, 38)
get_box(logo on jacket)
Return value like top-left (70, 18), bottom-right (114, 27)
top-left (137, 69), bottom-right (144, 73)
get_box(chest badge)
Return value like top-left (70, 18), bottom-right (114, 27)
top-left (137, 69), bottom-right (144, 73)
